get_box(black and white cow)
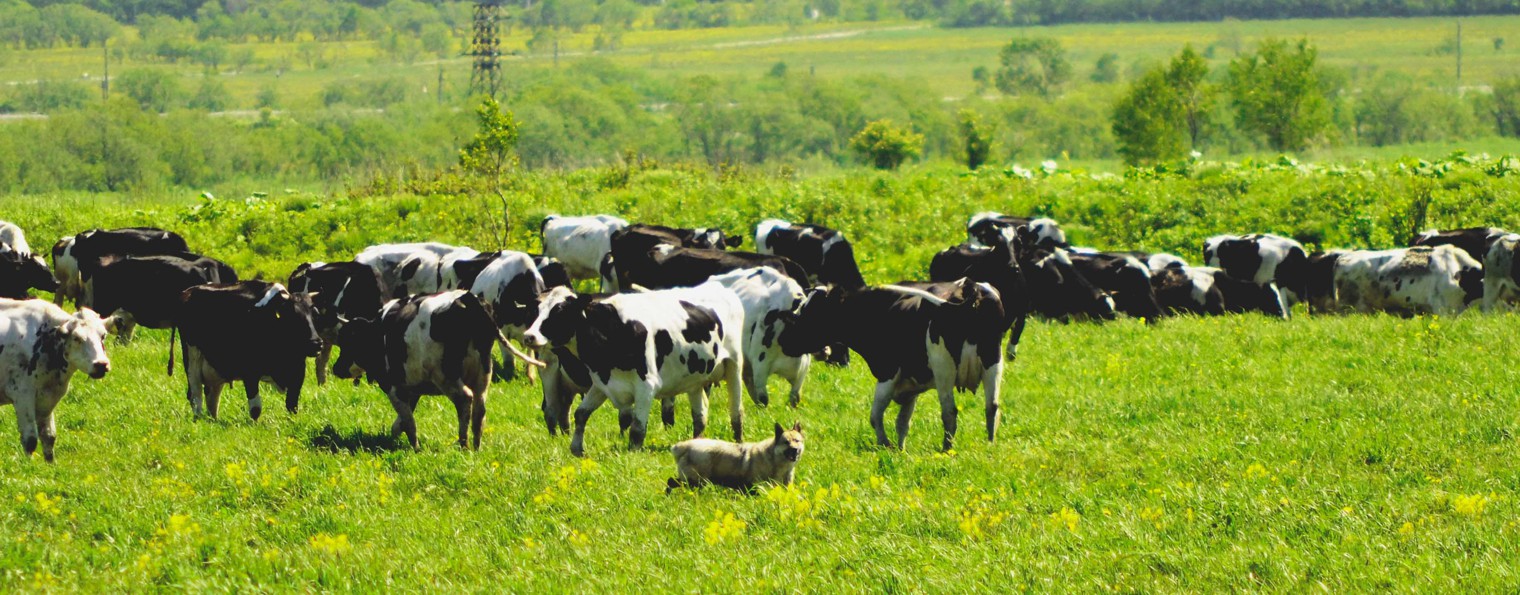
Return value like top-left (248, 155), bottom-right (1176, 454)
top-left (603, 224), bottom-right (749, 292)
top-left (521, 283), bottom-right (746, 457)
top-left (1329, 246), bottom-right (1483, 316)
top-left (707, 267), bottom-right (812, 408)
top-left (1150, 266), bottom-right (1226, 316)
top-left (1205, 234), bottom-right (1310, 316)
top-left (541, 214), bottom-right (630, 281)
top-left (967, 212), bottom-right (1067, 249)
top-left (1482, 233), bottom-right (1520, 311)
top-left (50, 236), bottom-right (80, 306)
top-left (332, 290), bottom-right (544, 449)
top-left (1068, 251), bottom-right (1165, 321)
top-left (1196, 266), bottom-right (1289, 318)
top-left (777, 280), bottom-right (1005, 452)
top-left (1410, 227), bottom-right (1508, 264)
top-left (530, 254), bottom-right (573, 289)
top-left (0, 249), bottom-right (58, 300)
top-left (355, 242), bottom-right (472, 298)
top-left (467, 251), bottom-right (548, 344)
top-left (754, 219), bottom-right (867, 289)
top-left (287, 261), bottom-right (386, 385)
top-left (0, 221), bottom-right (33, 254)
top-left (0, 300), bottom-right (110, 462)
top-left (604, 245), bottom-right (810, 293)
top-left (70, 227), bottom-right (190, 305)
top-left (1010, 245), bottom-right (1116, 321)
top-left (1119, 251), bottom-right (1188, 274)
top-left (176, 282), bottom-right (322, 420)
top-left (87, 253), bottom-right (237, 345)
top-left (928, 226), bottom-right (1030, 358)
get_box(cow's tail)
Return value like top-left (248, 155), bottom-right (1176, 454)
top-left (166, 326), bottom-right (177, 377)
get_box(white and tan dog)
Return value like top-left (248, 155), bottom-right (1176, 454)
top-left (667, 423), bottom-right (804, 492)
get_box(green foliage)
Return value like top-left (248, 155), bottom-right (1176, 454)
top-left (995, 37), bottom-right (1070, 98)
top-left (116, 68), bottom-right (185, 113)
top-left (6, 79), bottom-right (94, 113)
top-left (256, 83), bottom-right (279, 109)
top-left (459, 96), bottom-right (521, 179)
top-left (958, 109), bottom-right (995, 170)
top-left (850, 119), bottom-right (922, 169)
top-left (187, 77), bottom-right (229, 111)
top-left (1355, 74), bottom-right (1486, 146)
top-left (1091, 53), bottom-right (1120, 84)
top-left (1494, 77), bottom-right (1520, 138)
top-left (1227, 38), bottom-right (1334, 152)
top-left (1113, 70), bottom-right (1186, 165)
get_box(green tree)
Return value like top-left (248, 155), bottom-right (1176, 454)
top-left (459, 96), bottom-right (521, 178)
top-left (1165, 45), bottom-right (1214, 148)
top-left (1227, 38), bottom-right (1332, 151)
top-left (188, 77), bottom-right (229, 111)
top-left (958, 109), bottom-right (995, 170)
top-left (994, 37), bottom-right (1069, 97)
top-left (1494, 76), bottom-right (1520, 138)
top-left (1112, 69), bottom-right (1185, 165)
top-left (850, 119), bottom-right (922, 169)
top-left (116, 68), bottom-right (184, 112)
top-left (1091, 53), bottom-right (1120, 83)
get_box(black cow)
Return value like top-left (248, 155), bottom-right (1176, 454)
top-left (604, 224), bottom-right (743, 292)
top-left (287, 261), bottom-right (385, 385)
top-left (927, 226), bottom-right (1030, 358)
top-left (71, 227), bottom-right (189, 286)
top-left (1150, 267), bottom-right (1225, 316)
top-left (1068, 252), bottom-right (1165, 321)
top-left (177, 282), bottom-right (322, 420)
top-left (0, 249), bottom-right (59, 299)
top-left (1204, 267), bottom-right (1288, 318)
top-left (605, 245), bottom-right (810, 293)
top-left (1410, 227), bottom-right (1508, 264)
top-left (332, 290), bottom-right (543, 449)
top-left (88, 253), bottom-right (237, 344)
top-left (754, 219), bottom-right (867, 289)
top-left (777, 280), bottom-right (1006, 452)
top-left (966, 212), bottom-right (1067, 249)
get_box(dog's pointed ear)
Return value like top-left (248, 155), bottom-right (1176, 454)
top-left (792, 421), bottom-right (802, 433)
top-left (773, 423), bottom-right (784, 440)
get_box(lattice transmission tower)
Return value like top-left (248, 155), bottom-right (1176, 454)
top-left (469, 0), bottom-right (503, 98)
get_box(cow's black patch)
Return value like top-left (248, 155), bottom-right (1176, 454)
top-left (578, 303), bottom-right (648, 384)
top-left (678, 301), bottom-right (720, 344)
top-left (25, 326), bottom-right (66, 374)
top-left (654, 330), bottom-right (673, 370)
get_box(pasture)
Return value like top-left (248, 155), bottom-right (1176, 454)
top-left (3, 159), bottom-right (1520, 589)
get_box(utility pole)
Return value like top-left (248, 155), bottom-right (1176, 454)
top-left (437, 65), bottom-right (445, 103)
top-left (469, 0), bottom-right (503, 99)
top-left (101, 41), bottom-right (109, 102)
top-left (1456, 19), bottom-right (1464, 92)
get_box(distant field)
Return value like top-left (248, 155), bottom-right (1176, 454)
top-left (4, 15), bottom-right (1519, 110)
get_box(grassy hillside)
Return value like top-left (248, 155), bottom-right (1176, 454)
top-left (3, 158), bottom-right (1520, 588)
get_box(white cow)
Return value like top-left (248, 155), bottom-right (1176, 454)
top-left (540, 214), bottom-right (629, 281)
top-left (0, 221), bottom-right (34, 255)
top-left (355, 242), bottom-right (471, 298)
top-left (707, 267), bottom-right (811, 408)
top-left (1483, 234), bottom-right (1520, 312)
top-left (522, 283), bottom-right (745, 457)
top-left (0, 300), bottom-right (110, 461)
top-left (1333, 245), bottom-right (1483, 316)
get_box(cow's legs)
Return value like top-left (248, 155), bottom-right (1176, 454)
top-left (619, 409), bottom-right (635, 435)
top-left (743, 359), bottom-right (770, 408)
top-left (686, 389), bottom-right (708, 438)
top-left (660, 395), bottom-right (676, 428)
top-left (14, 399), bottom-right (37, 457)
top-left (244, 380), bottom-right (263, 421)
top-left (447, 383), bottom-right (473, 450)
top-left (896, 392), bottom-right (921, 451)
top-left (786, 355), bottom-right (810, 408)
top-left (36, 398), bottom-right (58, 463)
top-left (314, 342), bottom-right (332, 386)
top-left (982, 362), bottom-right (1004, 444)
top-left (470, 386), bottom-right (487, 450)
top-left (628, 385), bottom-right (656, 451)
top-left (725, 358), bottom-right (744, 442)
top-left (869, 380), bottom-right (895, 448)
top-left (388, 388), bottom-right (420, 448)
top-left (569, 388), bottom-right (609, 457)
top-left (186, 348), bottom-right (207, 418)
top-left (934, 384), bottom-right (956, 453)
top-left (205, 382), bottom-right (223, 419)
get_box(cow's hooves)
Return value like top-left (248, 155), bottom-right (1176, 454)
top-left (249, 407), bottom-right (262, 421)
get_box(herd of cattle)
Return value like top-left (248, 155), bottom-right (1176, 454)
top-left (0, 212), bottom-right (1516, 462)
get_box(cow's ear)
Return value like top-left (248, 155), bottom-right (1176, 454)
top-left (725, 235), bottom-right (743, 248)
top-left (773, 423), bottom-right (784, 440)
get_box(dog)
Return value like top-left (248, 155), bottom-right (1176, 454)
top-left (666, 422), bottom-right (804, 492)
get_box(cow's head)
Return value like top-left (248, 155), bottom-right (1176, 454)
top-left (522, 286), bottom-right (593, 349)
top-left (1028, 218), bottom-right (1067, 249)
top-left (687, 228), bottom-right (742, 251)
top-left (59, 308), bottom-right (111, 379)
top-left (777, 285), bottom-right (846, 357)
top-left (490, 267), bottom-right (548, 336)
top-left (331, 316), bottom-right (381, 381)
top-left (1022, 248), bottom-right (1116, 321)
top-left (256, 284), bottom-right (322, 359)
top-left (0, 249), bottom-right (58, 299)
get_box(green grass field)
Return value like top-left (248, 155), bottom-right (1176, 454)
top-left (3, 312), bottom-right (1517, 590)
top-left (5, 15), bottom-right (1519, 110)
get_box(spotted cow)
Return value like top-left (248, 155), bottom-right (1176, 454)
top-left (1330, 246), bottom-right (1483, 316)
top-left (541, 215), bottom-right (630, 281)
top-left (287, 261), bottom-right (386, 385)
top-left (754, 219), bottom-right (867, 289)
top-left (176, 282), bottom-right (322, 420)
top-left (0, 300), bottom-right (110, 461)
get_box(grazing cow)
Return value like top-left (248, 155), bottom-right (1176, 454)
top-left (1119, 251), bottom-right (1188, 274)
top-left (0, 249), bottom-right (59, 300)
top-left (1331, 246), bottom-right (1482, 316)
top-left (533, 291), bottom-right (615, 435)
top-left (0, 301), bottom-right (109, 461)
top-left (541, 214), bottom-right (630, 280)
top-left (1150, 266), bottom-right (1226, 316)
top-left (1483, 234), bottom-right (1520, 311)
top-left (86, 253), bottom-right (237, 343)
top-left (967, 212), bottom-right (1066, 249)
top-left (354, 242), bottom-right (470, 298)
top-left (332, 290), bottom-right (545, 449)
top-left (521, 284), bottom-right (746, 457)
top-left (777, 280), bottom-right (1005, 451)
top-left (531, 254), bottom-right (573, 289)
top-left (707, 267), bottom-right (811, 408)
top-left (468, 251), bottom-right (548, 340)
top-left (1205, 234), bottom-right (1309, 315)
top-left (604, 245), bottom-right (810, 293)
top-left (1411, 227), bottom-right (1507, 264)
top-left (177, 282), bottom-right (322, 420)
top-left (928, 226), bottom-right (1030, 358)
top-left (603, 224), bottom-right (748, 292)
top-left (287, 261), bottom-right (385, 385)
top-left (50, 237), bottom-right (80, 306)
top-left (1018, 247), bottom-right (1116, 321)
top-left (1192, 267), bottom-right (1289, 318)
top-left (754, 219), bottom-right (867, 289)
top-left (1068, 252), bottom-right (1165, 321)
top-left (71, 227), bottom-right (189, 305)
